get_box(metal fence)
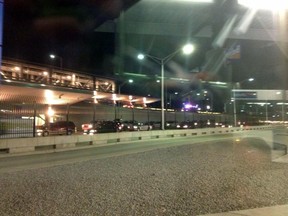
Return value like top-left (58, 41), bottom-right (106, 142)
top-left (0, 101), bottom-right (234, 139)
top-left (0, 103), bottom-right (37, 138)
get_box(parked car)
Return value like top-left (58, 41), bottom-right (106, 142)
top-left (122, 120), bottom-right (140, 131)
top-left (215, 122), bottom-right (232, 128)
top-left (82, 120), bottom-right (104, 131)
top-left (138, 122), bottom-right (153, 131)
top-left (176, 121), bottom-right (198, 129)
top-left (37, 121), bottom-right (77, 136)
top-left (149, 121), bottom-right (161, 130)
top-left (82, 120), bottom-right (123, 134)
top-left (165, 121), bottom-right (178, 129)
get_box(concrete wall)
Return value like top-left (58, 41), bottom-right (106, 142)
top-left (0, 126), bottom-right (273, 155)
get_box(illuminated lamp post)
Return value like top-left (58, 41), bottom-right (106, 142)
top-left (137, 43), bottom-right (195, 130)
top-left (118, 79), bottom-right (133, 94)
top-left (117, 79), bottom-right (133, 119)
top-left (49, 54), bottom-right (63, 69)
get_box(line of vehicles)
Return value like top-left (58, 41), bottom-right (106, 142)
top-left (36, 119), bottom-right (152, 136)
top-left (36, 119), bottom-right (232, 136)
top-left (81, 119), bottom-right (153, 135)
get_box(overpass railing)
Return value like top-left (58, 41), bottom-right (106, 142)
top-left (0, 59), bottom-right (116, 93)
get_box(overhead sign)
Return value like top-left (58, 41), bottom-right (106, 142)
top-left (233, 91), bottom-right (257, 100)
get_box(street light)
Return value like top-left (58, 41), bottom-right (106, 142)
top-left (168, 92), bottom-right (179, 109)
top-left (232, 77), bottom-right (254, 127)
top-left (138, 43), bottom-right (195, 130)
top-left (118, 79), bottom-right (133, 94)
top-left (116, 79), bottom-right (133, 119)
top-left (49, 54), bottom-right (63, 69)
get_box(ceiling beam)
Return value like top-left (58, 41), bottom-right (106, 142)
top-left (96, 21), bottom-right (288, 42)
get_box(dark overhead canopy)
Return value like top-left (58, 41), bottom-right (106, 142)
top-left (94, 0), bottom-right (288, 101)
top-left (96, 0), bottom-right (287, 42)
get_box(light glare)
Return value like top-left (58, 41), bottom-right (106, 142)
top-left (179, 0), bottom-right (213, 2)
top-left (238, 0), bottom-right (288, 10)
top-left (137, 54), bottom-right (145, 60)
top-left (162, 0), bottom-right (213, 2)
top-left (14, 66), bottom-right (20, 71)
top-left (47, 106), bottom-right (55, 117)
top-left (182, 44), bottom-right (195, 55)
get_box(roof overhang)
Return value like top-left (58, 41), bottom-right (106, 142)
top-left (0, 80), bottom-right (159, 105)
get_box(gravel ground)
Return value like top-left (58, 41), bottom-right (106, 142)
top-left (1, 138), bottom-right (288, 216)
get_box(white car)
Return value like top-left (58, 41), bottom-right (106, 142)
top-left (138, 122), bottom-right (153, 131)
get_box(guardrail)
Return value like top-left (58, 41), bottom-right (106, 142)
top-left (0, 126), bottom-right (274, 155)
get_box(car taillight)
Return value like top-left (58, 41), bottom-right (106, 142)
top-left (82, 124), bottom-right (93, 130)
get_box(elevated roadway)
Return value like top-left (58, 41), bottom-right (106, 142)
top-left (0, 59), bottom-right (158, 106)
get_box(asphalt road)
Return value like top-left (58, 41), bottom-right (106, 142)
top-left (0, 134), bottom-right (233, 173)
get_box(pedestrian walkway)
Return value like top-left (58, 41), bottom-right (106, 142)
top-left (273, 153), bottom-right (288, 163)
top-left (199, 204), bottom-right (288, 216)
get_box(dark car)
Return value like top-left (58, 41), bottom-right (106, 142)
top-left (37, 121), bottom-right (77, 136)
top-left (82, 120), bottom-right (104, 132)
top-left (122, 120), bottom-right (140, 131)
top-left (149, 121), bottom-right (161, 130)
top-left (176, 121), bottom-right (198, 129)
top-left (83, 120), bottom-right (123, 134)
top-left (165, 121), bottom-right (178, 129)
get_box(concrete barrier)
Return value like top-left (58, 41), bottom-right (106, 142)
top-left (0, 126), bottom-right (274, 155)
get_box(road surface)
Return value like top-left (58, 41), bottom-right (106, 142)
top-left (1, 134), bottom-right (288, 215)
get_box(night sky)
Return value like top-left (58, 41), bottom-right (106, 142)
top-left (3, 0), bottom-right (139, 76)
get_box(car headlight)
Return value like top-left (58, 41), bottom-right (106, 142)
top-left (36, 129), bottom-right (43, 136)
